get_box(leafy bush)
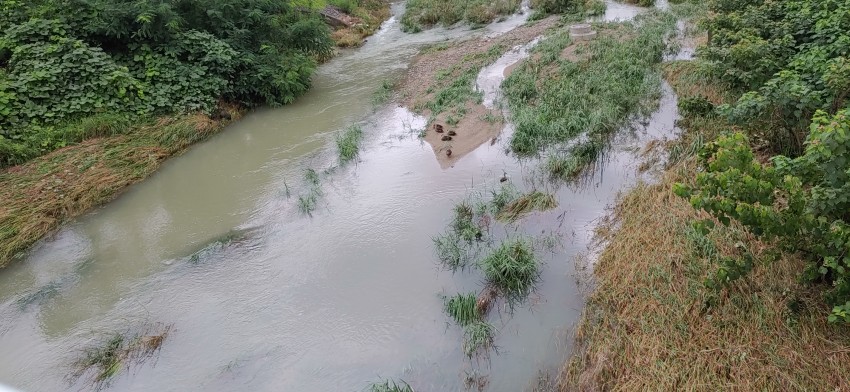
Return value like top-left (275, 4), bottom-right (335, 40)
top-left (0, 0), bottom-right (334, 166)
top-left (704, 0), bottom-right (850, 154)
top-left (674, 110), bottom-right (850, 322)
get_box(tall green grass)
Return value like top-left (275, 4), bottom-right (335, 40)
top-left (444, 292), bottom-right (481, 326)
top-left (401, 0), bottom-right (521, 32)
top-left (478, 238), bottom-right (539, 304)
top-left (336, 124), bottom-right (364, 164)
top-left (502, 13), bottom-right (676, 157)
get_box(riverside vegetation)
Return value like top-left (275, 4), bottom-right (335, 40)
top-left (0, 0), bottom-right (388, 267)
top-left (565, 0), bottom-right (850, 389)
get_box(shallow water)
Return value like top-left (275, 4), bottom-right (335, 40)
top-left (0, 1), bottom-right (677, 391)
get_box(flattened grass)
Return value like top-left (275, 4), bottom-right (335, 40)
top-left (463, 321), bottom-right (496, 358)
top-left (0, 110), bottom-right (239, 268)
top-left (72, 323), bottom-right (172, 389)
top-left (495, 191), bottom-right (557, 223)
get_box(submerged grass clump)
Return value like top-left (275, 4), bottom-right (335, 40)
top-left (444, 292), bottom-right (481, 326)
top-left (502, 13), bottom-right (676, 156)
top-left (297, 168), bottom-right (323, 215)
top-left (495, 191), bottom-right (558, 223)
top-left (336, 125), bottom-right (365, 164)
top-left (372, 79), bottom-right (395, 105)
top-left (478, 238), bottom-right (539, 303)
top-left (368, 379), bottom-right (415, 392)
top-left (462, 321), bottom-right (495, 358)
top-left (72, 324), bottom-right (172, 389)
top-left (545, 138), bottom-right (605, 182)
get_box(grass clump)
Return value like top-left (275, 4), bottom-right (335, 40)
top-left (444, 292), bottom-right (481, 326)
top-left (368, 379), bottom-right (415, 392)
top-left (478, 238), bottom-right (539, 303)
top-left (401, 0), bottom-right (520, 32)
top-left (297, 168), bottom-right (323, 215)
top-left (433, 201), bottom-right (489, 271)
top-left (462, 321), bottom-right (496, 358)
top-left (495, 191), bottom-right (558, 223)
top-left (72, 324), bottom-right (172, 389)
top-left (336, 124), bottom-right (365, 164)
top-left (502, 13), bottom-right (676, 156)
top-left (544, 137), bottom-right (605, 182)
top-left (372, 79), bottom-right (395, 105)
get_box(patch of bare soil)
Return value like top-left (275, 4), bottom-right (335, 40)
top-left (399, 16), bottom-right (560, 168)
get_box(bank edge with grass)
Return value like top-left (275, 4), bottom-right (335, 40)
top-left (0, 0), bottom-right (391, 268)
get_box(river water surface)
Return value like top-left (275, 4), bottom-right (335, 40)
top-left (0, 2), bottom-right (677, 391)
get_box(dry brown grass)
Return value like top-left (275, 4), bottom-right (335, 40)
top-left (559, 61), bottom-right (850, 390)
top-left (0, 106), bottom-right (241, 267)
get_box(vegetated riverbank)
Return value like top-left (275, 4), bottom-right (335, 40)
top-left (563, 59), bottom-right (850, 391)
top-left (0, 1), bottom-right (390, 268)
top-left (0, 109), bottom-right (240, 266)
top-left (562, 0), bottom-right (850, 387)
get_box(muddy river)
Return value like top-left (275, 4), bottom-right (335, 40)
top-left (0, 1), bottom-right (679, 390)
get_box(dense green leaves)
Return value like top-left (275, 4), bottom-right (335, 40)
top-left (704, 0), bottom-right (850, 154)
top-left (676, 110), bottom-right (850, 321)
top-left (0, 0), bottom-right (334, 166)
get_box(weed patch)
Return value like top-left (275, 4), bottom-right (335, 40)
top-left (478, 238), bottom-right (539, 304)
top-left (71, 323), bottom-right (172, 389)
top-left (462, 321), bottom-right (496, 358)
top-left (336, 124), bottom-right (365, 164)
top-left (495, 191), bottom-right (557, 223)
top-left (444, 292), bottom-right (481, 326)
top-left (368, 379), bottom-right (415, 392)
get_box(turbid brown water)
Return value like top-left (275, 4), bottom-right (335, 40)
top-left (0, 1), bottom-right (678, 391)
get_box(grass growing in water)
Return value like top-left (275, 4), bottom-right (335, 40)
top-left (372, 79), bottom-right (395, 105)
top-left (444, 292), bottom-right (481, 326)
top-left (433, 202), bottom-right (487, 271)
top-left (368, 379), bottom-right (415, 392)
top-left (72, 324), bottom-right (172, 389)
top-left (502, 13), bottom-right (676, 156)
top-left (401, 0), bottom-right (520, 32)
top-left (478, 238), bottom-right (539, 304)
top-left (336, 124), bottom-right (365, 164)
top-left (495, 191), bottom-right (558, 223)
top-left (544, 137), bottom-right (605, 182)
top-left (297, 168), bottom-right (323, 215)
top-left (463, 321), bottom-right (495, 358)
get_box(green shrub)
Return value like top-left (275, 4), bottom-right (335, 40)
top-left (674, 110), bottom-right (850, 322)
top-left (704, 0), bottom-right (850, 154)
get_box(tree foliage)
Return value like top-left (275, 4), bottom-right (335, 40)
top-left (703, 0), bottom-right (850, 154)
top-left (0, 0), bottom-right (334, 166)
top-left (675, 111), bottom-right (850, 321)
